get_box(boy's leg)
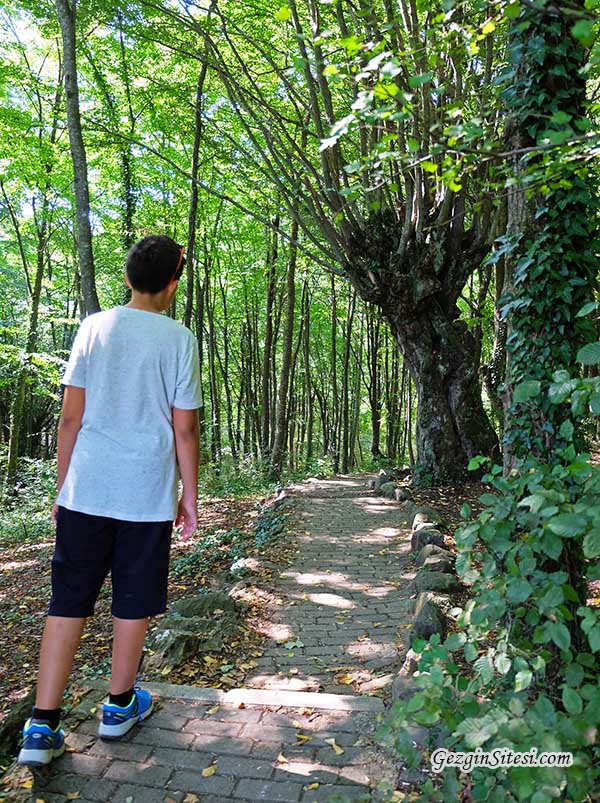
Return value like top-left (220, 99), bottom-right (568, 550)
top-left (98, 519), bottom-right (171, 739)
top-left (110, 616), bottom-right (149, 695)
top-left (35, 616), bottom-right (86, 709)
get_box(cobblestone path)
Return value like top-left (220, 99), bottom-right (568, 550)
top-left (6, 476), bottom-right (417, 803)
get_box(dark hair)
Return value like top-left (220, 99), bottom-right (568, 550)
top-left (126, 235), bottom-right (186, 294)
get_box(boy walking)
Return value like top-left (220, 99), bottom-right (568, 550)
top-left (18, 235), bottom-right (202, 765)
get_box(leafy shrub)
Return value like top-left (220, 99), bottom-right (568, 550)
top-left (0, 448), bottom-right (56, 543)
top-left (377, 374), bottom-right (600, 802)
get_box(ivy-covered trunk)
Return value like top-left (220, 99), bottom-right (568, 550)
top-left (501, 3), bottom-right (596, 461)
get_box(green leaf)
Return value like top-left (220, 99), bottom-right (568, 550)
top-left (455, 714), bottom-right (498, 748)
top-left (444, 632), bottom-right (466, 651)
top-left (577, 341), bottom-right (600, 365)
top-left (406, 692), bottom-right (425, 712)
top-left (507, 579), bottom-right (533, 604)
top-left (464, 642), bottom-right (478, 662)
top-left (565, 662), bottom-right (585, 687)
top-left (559, 419), bottom-right (574, 441)
top-left (505, 2), bottom-right (521, 20)
top-left (515, 669), bottom-right (532, 691)
top-left (468, 455), bottom-right (488, 471)
top-left (583, 528), bottom-right (600, 559)
top-left (548, 621), bottom-right (571, 652)
top-left (547, 513), bottom-right (586, 537)
top-left (495, 653), bottom-right (512, 674)
top-left (408, 72), bottom-right (433, 88)
top-left (275, 6), bottom-right (292, 22)
top-left (576, 301), bottom-right (597, 318)
top-left (571, 19), bottom-right (595, 48)
top-left (413, 709), bottom-right (440, 725)
top-left (513, 380), bottom-right (541, 403)
top-left (421, 160), bottom-right (438, 173)
top-left (588, 626), bottom-right (600, 652)
top-left (562, 686), bottom-right (583, 715)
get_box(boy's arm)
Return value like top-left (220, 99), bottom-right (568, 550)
top-left (173, 407), bottom-right (200, 539)
top-left (53, 386), bottom-right (85, 521)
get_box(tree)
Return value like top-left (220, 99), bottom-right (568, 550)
top-left (55, 0), bottom-right (100, 315)
top-left (148, 0), bottom-right (501, 482)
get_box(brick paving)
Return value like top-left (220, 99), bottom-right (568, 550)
top-left (4, 476), bottom-right (417, 802)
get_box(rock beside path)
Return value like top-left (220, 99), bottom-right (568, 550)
top-left (146, 591), bottom-right (244, 672)
top-left (411, 527), bottom-right (446, 552)
top-left (413, 570), bottom-right (461, 594)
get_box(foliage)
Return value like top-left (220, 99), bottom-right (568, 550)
top-left (378, 414), bottom-right (600, 800)
top-left (372, 4), bottom-right (600, 799)
top-left (494, 0), bottom-right (598, 460)
top-left (171, 526), bottom-right (247, 580)
top-left (0, 447), bottom-right (57, 543)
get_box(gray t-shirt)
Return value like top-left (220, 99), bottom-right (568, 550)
top-left (56, 306), bottom-right (202, 522)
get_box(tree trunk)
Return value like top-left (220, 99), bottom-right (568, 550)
top-left (184, 58), bottom-right (209, 329)
top-left (302, 282), bottom-right (314, 464)
top-left (366, 307), bottom-right (383, 459)
top-left (346, 216), bottom-right (499, 484)
top-left (387, 307), bottom-right (498, 484)
top-left (259, 216), bottom-right (279, 458)
top-left (270, 217), bottom-right (298, 477)
top-left (340, 292), bottom-right (356, 473)
top-left (194, 272), bottom-right (208, 463)
top-left (55, 0), bottom-right (100, 315)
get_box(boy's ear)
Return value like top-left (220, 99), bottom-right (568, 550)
top-left (124, 274), bottom-right (132, 289)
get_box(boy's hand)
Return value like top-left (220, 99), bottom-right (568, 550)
top-left (51, 503), bottom-right (59, 524)
top-left (175, 497), bottom-right (198, 541)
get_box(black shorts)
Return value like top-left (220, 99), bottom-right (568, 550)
top-left (49, 506), bottom-right (173, 619)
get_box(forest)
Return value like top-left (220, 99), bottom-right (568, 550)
top-left (1, 0), bottom-right (600, 800)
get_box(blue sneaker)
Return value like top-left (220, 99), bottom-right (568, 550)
top-left (98, 688), bottom-right (153, 740)
top-left (17, 718), bottom-right (65, 766)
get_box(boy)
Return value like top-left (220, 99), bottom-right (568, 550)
top-left (17, 235), bottom-right (202, 766)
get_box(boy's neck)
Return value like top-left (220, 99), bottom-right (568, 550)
top-left (125, 290), bottom-right (170, 314)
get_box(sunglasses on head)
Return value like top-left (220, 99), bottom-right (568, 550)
top-left (171, 246), bottom-right (185, 283)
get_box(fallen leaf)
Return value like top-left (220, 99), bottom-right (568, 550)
top-left (22, 780), bottom-right (33, 789)
top-left (202, 761), bottom-right (218, 776)
top-left (183, 794), bottom-right (200, 803)
top-left (325, 737), bottom-right (345, 755)
top-left (89, 707), bottom-right (97, 714)
top-left (305, 782), bottom-right (319, 790)
top-left (66, 794), bottom-right (81, 801)
top-left (296, 732), bottom-right (311, 744)
top-left (207, 705), bottom-right (220, 714)
top-left (276, 753), bottom-right (289, 763)
top-left (161, 666), bottom-right (171, 675)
